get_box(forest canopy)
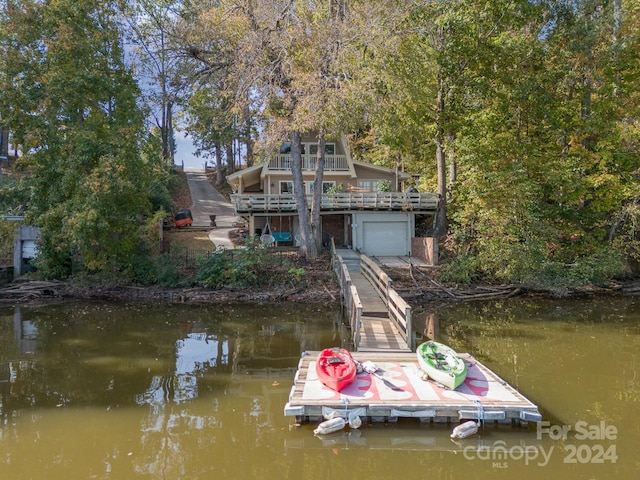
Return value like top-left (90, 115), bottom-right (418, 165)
top-left (0, 0), bottom-right (638, 287)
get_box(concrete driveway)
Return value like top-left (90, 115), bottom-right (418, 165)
top-left (185, 170), bottom-right (239, 248)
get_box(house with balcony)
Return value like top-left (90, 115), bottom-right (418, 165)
top-left (226, 133), bottom-right (439, 260)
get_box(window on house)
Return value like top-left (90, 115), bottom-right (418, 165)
top-left (357, 180), bottom-right (378, 192)
top-left (280, 143), bottom-right (291, 154)
top-left (280, 143), bottom-right (305, 154)
top-left (308, 181), bottom-right (337, 194)
top-left (308, 143), bottom-right (336, 155)
top-left (280, 181), bottom-right (294, 194)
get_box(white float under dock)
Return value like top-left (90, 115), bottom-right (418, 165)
top-left (284, 351), bottom-right (542, 426)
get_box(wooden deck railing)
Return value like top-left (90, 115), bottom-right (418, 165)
top-left (348, 285), bottom-right (363, 350)
top-left (360, 254), bottom-right (414, 351)
top-left (331, 242), bottom-right (414, 352)
top-left (331, 240), bottom-right (362, 349)
top-left (231, 192), bottom-right (438, 213)
top-left (268, 154), bottom-right (349, 172)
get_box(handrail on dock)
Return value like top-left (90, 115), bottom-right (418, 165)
top-left (331, 241), bottom-right (414, 352)
top-left (331, 241), bottom-right (362, 349)
top-left (349, 285), bottom-right (363, 349)
top-left (360, 255), bottom-right (390, 301)
top-left (387, 288), bottom-right (414, 351)
top-left (360, 254), bottom-right (414, 352)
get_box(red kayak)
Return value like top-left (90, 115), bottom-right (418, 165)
top-left (315, 347), bottom-right (357, 392)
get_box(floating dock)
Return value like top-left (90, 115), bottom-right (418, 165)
top-left (284, 351), bottom-right (542, 426)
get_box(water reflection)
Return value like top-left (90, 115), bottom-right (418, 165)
top-left (137, 332), bottom-right (229, 407)
top-left (0, 298), bottom-right (638, 479)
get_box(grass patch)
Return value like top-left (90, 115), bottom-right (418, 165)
top-left (164, 228), bottom-right (214, 251)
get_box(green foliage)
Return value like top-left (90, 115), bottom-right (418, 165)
top-left (287, 267), bottom-right (305, 282)
top-left (326, 183), bottom-right (345, 194)
top-left (609, 197), bottom-right (640, 267)
top-left (147, 181), bottom-right (173, 213)
top-left (197, 237), bottom-right (295, 289)
top-left (0, 0), bottom-right (164, 278)
top-left (376, 180), bottom-right (391, 192)
top-left (127, 252), bottom-right (187, 287)
top-left (529, 251), bottom-right (628, 288)
top-left (0, 176), bottom-right (30, 216)
top-left (141, 133), bottom-right (174, 212)
top-left (439, 253), bottom-right (480, 286)
top-left (0, 219), bottom-right (16, 266)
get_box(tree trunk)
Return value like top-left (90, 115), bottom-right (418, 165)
top-left (310, 133), bottom-right (326, 250)
top-left (291, 130), bottom-right (317, 259)
top-left (226, 141), bottom-right (234, 173)
top-left (167, 102), bottom-right (174, 164)
top-left (215, 143), bottom-right (224, 185)
top-left (612, 0), bottom-right (621, 96)
top-left (447, 131), bottom-right (456, 200)
top-left (434, 74), bottom-right (448, 236)
top-left (245, 134), bottom-right (254, 167)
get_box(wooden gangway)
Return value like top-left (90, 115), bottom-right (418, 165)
top-left (333, 247), bottom-right (413, 353)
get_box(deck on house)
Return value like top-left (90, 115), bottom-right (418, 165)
top-left (284, 351), bottom-right (542, 425)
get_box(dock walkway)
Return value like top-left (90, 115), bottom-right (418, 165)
top-left (283, 247), bottom-right (542, 428)
top-left (335, 249), bottom-right (412, 352)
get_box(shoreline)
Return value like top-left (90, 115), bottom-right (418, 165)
top-left (0, 276), bottom-right (638, 306)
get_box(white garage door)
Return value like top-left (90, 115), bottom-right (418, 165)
top-left (362, 221), bottom-right (408, 256)
top-left (22, 240), bottom-right (38, 259)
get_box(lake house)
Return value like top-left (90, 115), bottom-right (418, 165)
top-left (226, 133), bottom-right (438, 261)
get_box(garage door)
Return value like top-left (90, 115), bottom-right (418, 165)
top-left (22, 240), bottom-right (38, 259)
top-left (362, 221), bottom-right (408, 256)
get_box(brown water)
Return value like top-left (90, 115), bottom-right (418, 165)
top-left (0, 298), bottom-right (638, 479)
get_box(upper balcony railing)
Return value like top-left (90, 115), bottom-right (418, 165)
top-left (267, 154), bottom-right (349, 172)
top-left (231, 192), bottom-right (439, 213)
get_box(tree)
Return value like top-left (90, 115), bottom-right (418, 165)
top-left (125, 0), bottom-right (186, 165)
top-left (185, 82), bottom-right (236, 184)
top-left (178, 1), bottom-right (399, 257)
top-left (0, 0), bottom-right (154, 277)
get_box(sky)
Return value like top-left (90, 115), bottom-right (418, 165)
top-left (174, 130), bottom-right (207, 170)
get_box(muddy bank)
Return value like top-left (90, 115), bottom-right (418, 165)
top-left (0, 277), bottom-right (341, 305)
top-left (1, 272), bottom-right (638, 307)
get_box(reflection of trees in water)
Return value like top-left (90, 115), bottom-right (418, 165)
top-left (0, 302), bottom-right (343, 474)
top-left (133, 333), bottom-right (291, 477)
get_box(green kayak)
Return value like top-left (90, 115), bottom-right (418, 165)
top-left (416, 340), bottom-right (467, 390)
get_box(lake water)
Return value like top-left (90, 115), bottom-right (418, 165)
top-left (0, 297), bottom-right (638, 479)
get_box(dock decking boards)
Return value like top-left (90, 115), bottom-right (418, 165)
top-left (349, 272), bottom-right (388, 317)
top-left (284, 351), bottom-right (542, 425)
top-left (356, 316), bottom-right (410, 352)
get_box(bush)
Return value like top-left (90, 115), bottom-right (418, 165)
top-left (0, 219), bottom-right (17, 266)
top-left (148, 180), bottom-right (173, 213)
top-left (196, 237), bottom-right (294, 289)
